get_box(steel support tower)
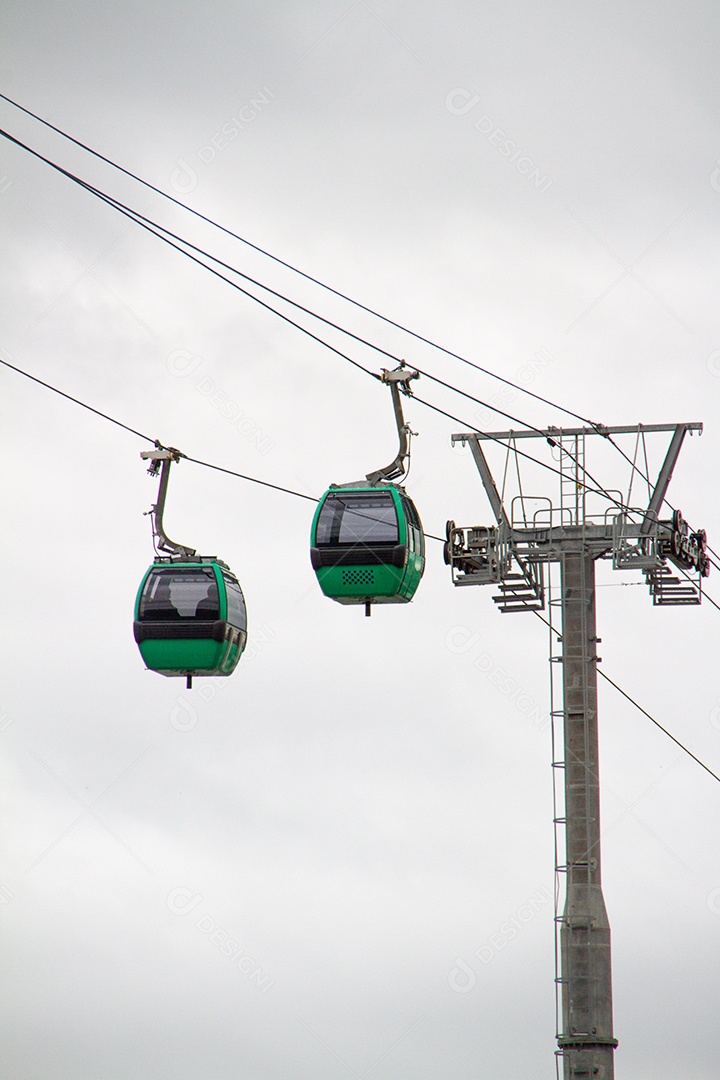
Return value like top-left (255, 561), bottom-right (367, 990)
top-left (445, 422), bottom-right (708, 1079)
top-left (556, 547), bottom-right (615, 1077)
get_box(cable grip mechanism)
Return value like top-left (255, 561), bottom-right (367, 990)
top-left (365, 363), bottom-right (419, 485)
top-left (140, 443), bottom-right (196, 558)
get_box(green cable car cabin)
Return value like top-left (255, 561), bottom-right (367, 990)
top-left (310, 482), bottom-right (425, 612)
top-left (133, 557), bottom-right (247, 684)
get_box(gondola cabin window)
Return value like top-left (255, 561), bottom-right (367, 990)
top-left (222, 571), bottom-right (248, 629)
top-left (139, 567), bottom-right (220, 620)
top-left (315, 492), bottom-right (399, 546)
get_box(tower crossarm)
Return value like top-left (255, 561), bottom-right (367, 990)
top-left (451, 422), bottom-right (702, 443)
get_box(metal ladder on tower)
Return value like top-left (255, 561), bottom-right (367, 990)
top-left (548, 574), bottom-right (567, 1079)
top-left (558, 430), bottom-right (585, 526)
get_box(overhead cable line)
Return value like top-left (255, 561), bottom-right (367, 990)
top-left (0, 354), bottom-right (316, 504)
top-left (0, 127), bottom-right (379, 383)
top-left (1, 94), bottom-right (709, 541)
top-left (594, 427), bottom-right (713, 560)
top-left (0, 344), bottom-right (648, 546)
top-left (181, 456), bottom-right (318, 503)
top-left (0, 91), bottom-right (606, 429)
top-left (530, 607), bottom-right (720, 785)
top-left (598, 669), bottom-right (720, 785)
top-left (409, 389), bottom-right (674, 522)
top-left (0, 126), bottom-right (652, 525)
top-left (0, 124), bottom-right (709, 546)
top-left (0, 355), bottom-right (155, 443)
top-left (3, 103), bottom-right (717, 814)
top-left (0, 352), bottom-right (446, 539)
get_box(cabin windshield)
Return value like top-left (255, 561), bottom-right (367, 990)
top-left (316, 492), bottom-right (399, 546)
top-left (139, 567), bottom-right (220, 620)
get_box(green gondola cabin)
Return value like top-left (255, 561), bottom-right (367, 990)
top-left (310, 482), bottom-right (425, 611)
top-left (134, 557), bottom-right (247, 682)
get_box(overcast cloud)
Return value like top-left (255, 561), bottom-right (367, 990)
top-left (1, 3), bottom-right (719, 1078)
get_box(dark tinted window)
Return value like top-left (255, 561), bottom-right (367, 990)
top-left (402, 496), bottom-right (420, 530)
top-left (400, 495), bottom-right (424, 557)
top-left (316, 492), bottom-right (398, 545)
top-left (139, 568), bottom-right (220, 620)
top-left (223, 573), bottom-right (247, 629)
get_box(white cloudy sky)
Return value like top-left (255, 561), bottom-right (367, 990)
top-left (1, 3), bottom-right (719, 1078)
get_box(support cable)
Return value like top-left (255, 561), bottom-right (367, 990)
top-left (0, 355), bottom-right (155, 443)
top-left (0, 353), bottom-right (447, 541)
top-left (0, 124), bottom-right (703, 540)
top-left (0, 127), bottom-right (381, 383)
top-left (0, 354), bottom-right (314, 504)
top-left (0, 126), bottom-right (609, 496)
top-left (532, 608), bottom-right (720, 785)
top-left (597, 670), bottom-right (720, 785)
top-left (409, 390), bottom-right (658, 516)
top-left (0, 92), bottom-right (608, 430)
top-left (1, 102), bottom-right (712, 553)
top-left (0, 127), bottom-right (636, 519)
top-left (0, 343), bottom-right (706, 559)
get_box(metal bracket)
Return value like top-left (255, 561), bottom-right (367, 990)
top-left (140, 445), bottom-right (196, 558)
top-left (639, 424), bottom-right (696, 536)
top-left (452, 433), bottom-right (510, 529)
top-left (365, 364), bottom-right (419, 485)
